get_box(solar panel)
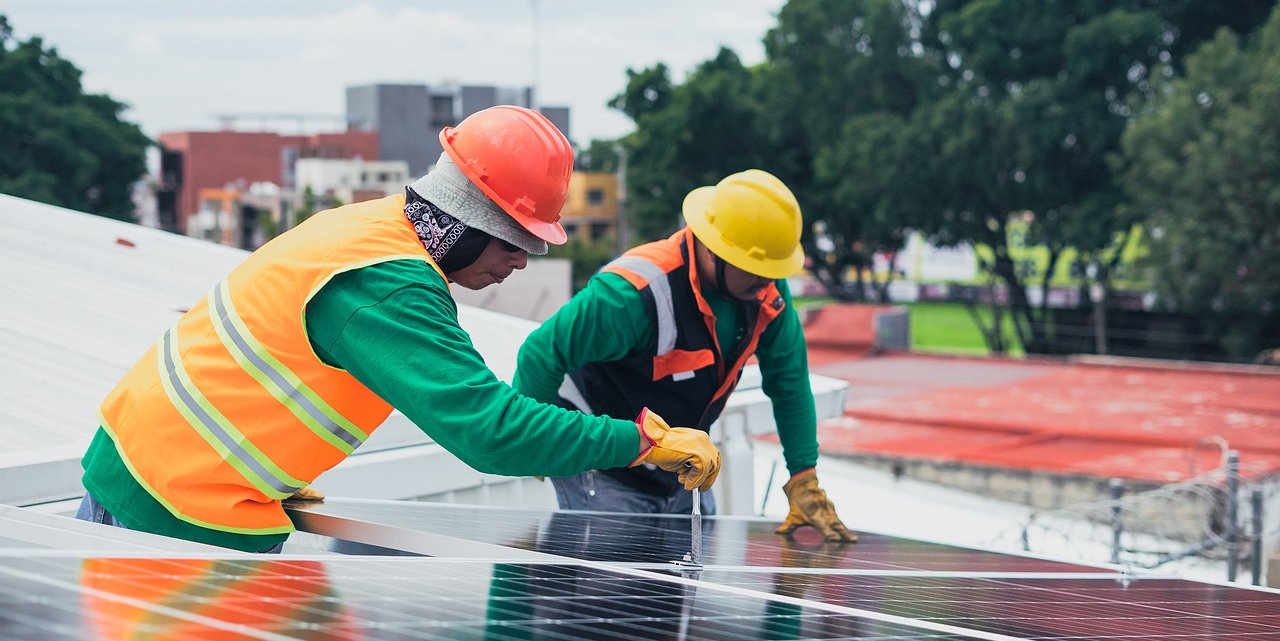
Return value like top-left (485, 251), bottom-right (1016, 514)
top-left (690, 571), bottom-right (1280, 640)
top-left (4, 497), bottom-right (1278, 640)
top-left (0, 554), bottom-right (991, 640)
top-left (289, 498), bottom-right (1107, 573)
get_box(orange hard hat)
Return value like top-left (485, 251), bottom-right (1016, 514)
top-left (440, 105), bottom-right (572, 244)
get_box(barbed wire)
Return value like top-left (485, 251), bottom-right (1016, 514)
top-left (984, 450), bottom-right (1279, 578)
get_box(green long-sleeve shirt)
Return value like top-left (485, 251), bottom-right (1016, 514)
top-left (513, 271), bottom-right (819, 476)
top-left (81, 259), bottom-right (640, 552)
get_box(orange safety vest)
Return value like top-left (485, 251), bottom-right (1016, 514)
top-left (557, 228), bottom-right (785, 496)
top-left (97, 194), bottom-right (442, 534)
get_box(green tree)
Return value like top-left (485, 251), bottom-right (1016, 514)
top-left (911, 0), bottom-right (1275, 353)
top-left (610, 48), bottom-right (775, 242)
top-left (764, 0), bottom-right (942, 300)
top-left (1118, 7), bottom-right (1280, 359)
top-left (0, 15), bottom-right (150, 220)
top-left (545, 238), bottom-right (617, 292)
top-left (576, 139), bottom-right (621, 173)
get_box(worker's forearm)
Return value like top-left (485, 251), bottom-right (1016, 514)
top-left (758, 281), bottom-right (821, 474)
top-left (513, 272), bottom-right (652, 403)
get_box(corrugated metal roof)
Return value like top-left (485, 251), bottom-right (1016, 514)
top-left (1, 194), bottom-right (246, 459)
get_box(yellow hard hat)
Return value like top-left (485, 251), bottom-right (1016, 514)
top-left (682, 169), bottom-right (804, 279)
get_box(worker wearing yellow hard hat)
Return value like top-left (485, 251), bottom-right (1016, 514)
top-left (514, 169), bottom-right (855, 542)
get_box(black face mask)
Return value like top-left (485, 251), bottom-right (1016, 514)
top-left (404, 188), bottom-right (493, 274)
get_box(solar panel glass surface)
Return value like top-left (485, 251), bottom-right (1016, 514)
top-left (691, 571), bottom-right (1280, 640)
top-left (0, 555), bottom-right (988, 640)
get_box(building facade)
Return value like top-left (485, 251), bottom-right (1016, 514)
top-left (155, 131), bottom-right (378, 236)
top-left (560, 171), bottom-right (619, 243)
top-left (346, 83), bottom-right (571, 178)
top-left (294, 158), bottom-right (410, 210)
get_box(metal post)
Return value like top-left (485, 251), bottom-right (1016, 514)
top-left (529, 0), bottom-right (540, 111)
top-left (1110, 478), bottom-right (1124, 565)
top-left (759, 459), bottom-right (778, 516)
top-left (1087, 263), bottom-right (1108, 355)
top-left (1251, 488), bottom-right (1264, 586)
top-left (613, 143), bottom-right (629, 255)
top-left (1226, 451), bottom-right (1240, 582)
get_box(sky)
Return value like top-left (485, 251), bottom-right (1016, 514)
top-left (4, 0), bottom-right (787, 146)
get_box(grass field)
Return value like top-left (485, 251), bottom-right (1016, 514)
top-left (794, 297), bottom-right (1024, 356)
top-left (907, 302), bottom-right (1024, 356)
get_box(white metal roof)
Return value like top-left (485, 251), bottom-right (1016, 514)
top-left (1, 194), bottom-right (247, 456)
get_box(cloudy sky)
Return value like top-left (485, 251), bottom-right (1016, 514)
top-left (5, 0), bottom-right (786, 146)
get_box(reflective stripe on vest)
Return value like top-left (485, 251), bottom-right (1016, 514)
top-left (156, 324), bottom-right (304, 499)
top-left (606, 256), bottom-right (677, 355)
top-left (210, 280), bottom-right (367, 453)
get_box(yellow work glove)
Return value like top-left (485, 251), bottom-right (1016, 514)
top-left (284, 486), bottom-right (325, 502)
top-left (629, 408), bottom-right (720, 492)
top-left (775, 468), bottom-right (857, 542)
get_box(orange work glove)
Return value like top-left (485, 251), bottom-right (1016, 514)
top-left (284, 486), bottom-right (326, 502)
top-left (629, 408), bottom-right (720, 492)
top-left (775, 468), bottom-right (857, 542)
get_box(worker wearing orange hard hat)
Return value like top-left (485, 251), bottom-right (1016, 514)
top-left (515, 169), bottom-right (855, 542)
top-left (76, 105), bottom-right (720, 552)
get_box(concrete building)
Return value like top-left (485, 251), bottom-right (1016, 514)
top-left (156, 130), bottom-right (379, 236)
top-left (294, 157), bottom-right (410, 209)
top-left (190, 182), bottom-right (286, 250)
top-left (346, 83), bottom-right (570, 177)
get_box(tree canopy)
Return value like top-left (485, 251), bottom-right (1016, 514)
top-left (0, 14), bottom-right (150, 220)
top-left (606, 0), bottom-right (1279, 359)
top-left (1119, 8), bottom-right (1280, 357)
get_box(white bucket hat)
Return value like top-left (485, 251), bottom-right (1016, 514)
top-left (409, 152), bottom-right (549, 255)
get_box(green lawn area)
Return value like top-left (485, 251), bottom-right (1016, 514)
top-left (794, 297), bottom-right (1024, 356)
top-left (907, 301), bottom-right (1024, 357)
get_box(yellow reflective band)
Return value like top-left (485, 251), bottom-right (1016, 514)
top-left (156, 324), bottom-right (304, 499)
top-left (210, 281), bottom-right (367, 455)
top-left (97, 412), bottom-right (295, 536)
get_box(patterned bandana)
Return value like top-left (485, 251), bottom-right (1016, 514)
top-left (404, 188), bottom-right (491, 274)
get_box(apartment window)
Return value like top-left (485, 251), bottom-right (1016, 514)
top-left (431, 95), bottom-right (456, 129)
top-left (587, 188), bottom-right (606, 206)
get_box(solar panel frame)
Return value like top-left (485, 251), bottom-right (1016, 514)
top-left (287, 498), bottom-right (1111, 574)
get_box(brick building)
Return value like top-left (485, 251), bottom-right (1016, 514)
top-left (155, 131), bottom-right (378, 235)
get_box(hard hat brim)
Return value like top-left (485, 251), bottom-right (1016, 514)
top-left (682, 186), bottom-right (804, 280)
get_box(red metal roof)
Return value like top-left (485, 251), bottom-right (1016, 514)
top-left (791, 350), bottom-right (1280, 483)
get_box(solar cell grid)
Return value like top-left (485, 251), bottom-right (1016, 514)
top-left (0, 555), bottom-right (987, 640)
top-left (693, 571), bottom-right (1280, 640)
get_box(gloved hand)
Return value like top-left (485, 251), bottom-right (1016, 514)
top-left (629, 408), bottom-right (720, 492)
top-left (284, 486), bottom-right (325, 502)
top-left (774, 468), bottom-right (857, 542)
